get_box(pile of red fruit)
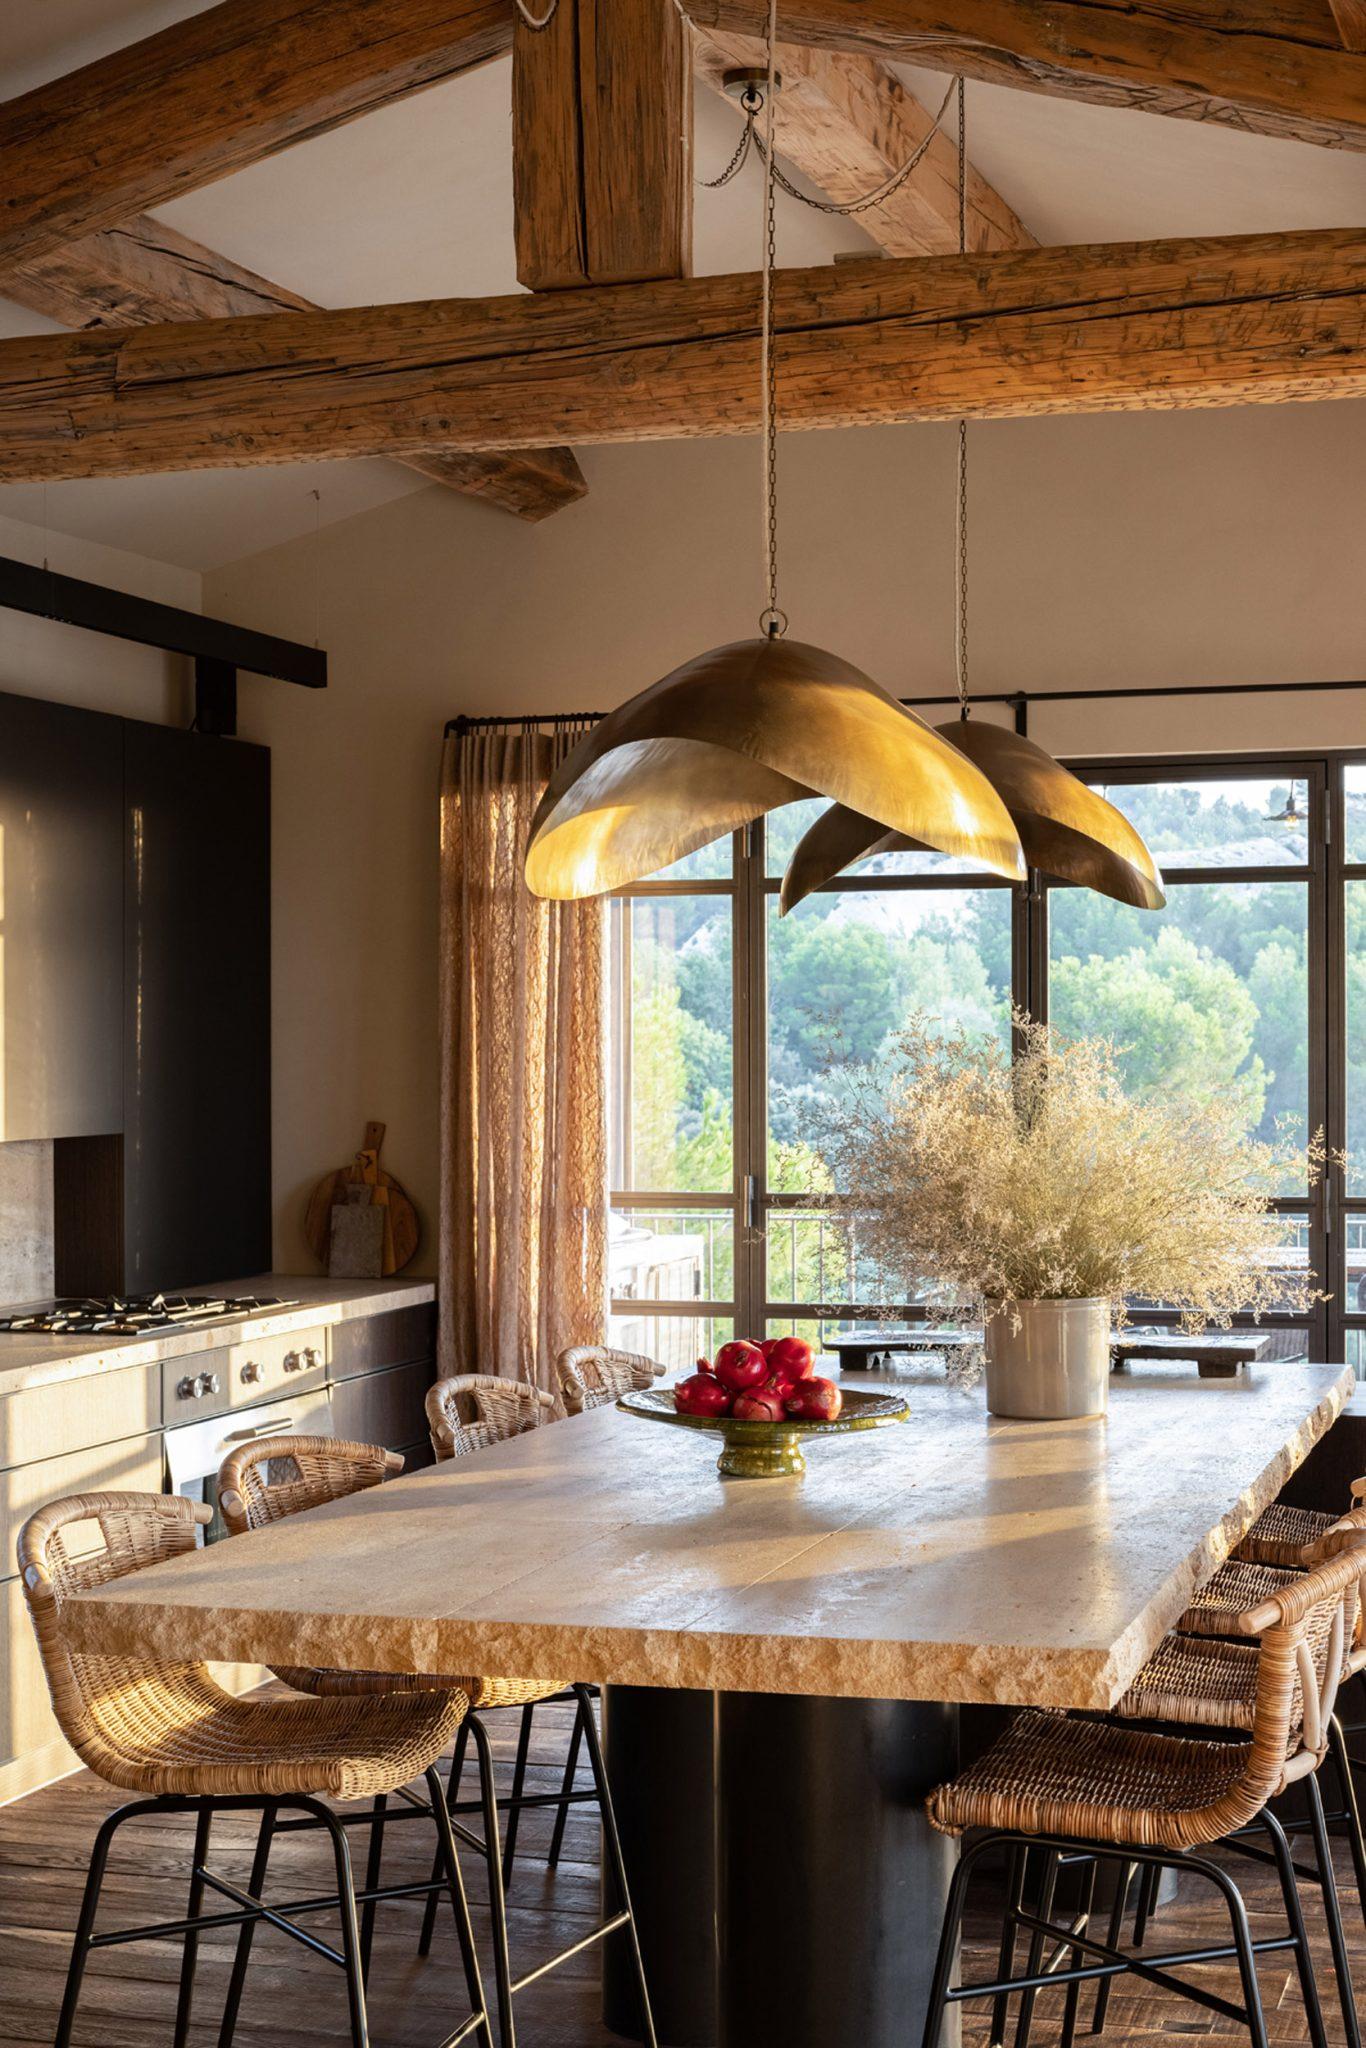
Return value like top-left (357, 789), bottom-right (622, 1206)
top-left (673, 1338), bottom-right (843, 1423)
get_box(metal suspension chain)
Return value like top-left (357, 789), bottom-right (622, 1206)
top-left (698, 74), bottom-right (957, 212)
top-left (954, 75), bottom-right (970, 718)
top-left (759, 0), bottom-right (784, 638)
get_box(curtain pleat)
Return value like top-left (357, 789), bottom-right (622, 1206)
top-left (438, 724), bottom-right (607, 1410)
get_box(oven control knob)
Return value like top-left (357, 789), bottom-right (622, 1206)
top-left (303, 1346), bottom-right (320, 1369)
top-left (177, 1371), bottom-right (221, 1400)
top-left (177, 1375), bottom-right (200, 1400)
top-left (283, 1349), bottom-right (302, 1373)
top-left (199, 1372), bottom-right (220, 1398)
top-left (240, 1360), bottom-right (264, 1385)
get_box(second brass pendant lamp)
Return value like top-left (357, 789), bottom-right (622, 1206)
top-left (524, 7), bottom-right (1027, 900)
top-left (781, 80), bottom-right (1164, 917)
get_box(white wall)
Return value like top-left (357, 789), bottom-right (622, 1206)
top-left (203, 403), bottom-right (1366, 1269)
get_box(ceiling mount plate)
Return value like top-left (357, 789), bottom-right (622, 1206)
top-left (721, 65), bottom-right (782, 100)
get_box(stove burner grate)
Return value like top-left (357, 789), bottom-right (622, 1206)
top-left (0, 1292), bottom-right (298, 1336)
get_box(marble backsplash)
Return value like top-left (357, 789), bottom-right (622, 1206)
top-left (0, 1141), bottom-right (55, 1304)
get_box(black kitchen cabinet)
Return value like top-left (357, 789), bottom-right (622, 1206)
top-left (121, 721), bottom-right (270, 1289)
top-left (0, 692), bottom-right (123, 1142)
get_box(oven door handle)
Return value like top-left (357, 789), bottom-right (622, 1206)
top-left (218, 1419), bottom-right (295, 1446)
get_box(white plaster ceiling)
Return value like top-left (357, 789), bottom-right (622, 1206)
top-left (2, 4), bottom-right (1366, 570)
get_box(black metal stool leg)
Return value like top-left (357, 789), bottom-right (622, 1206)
top-left (1328, 1713), bottom-right (1366, 1935)
top-left (470, 1712), bottom-right (518, 2048)
top-left (502, 1701), bottom-right (535, 1888)
top-left (988, 1843), bottom-right (1027, 2048)
top-left (1013, 1847), bottom-right (1061, 2048)
top-left (574, 1683), bottom-right (658, 2048)
top-left (172, 1802), bottom-right (213, 2048)
top-left (1262, 1809), bottom-right (1330, 2048)
top-left (53, 1802), bottom-right (129, 2048)
top-left (1132, 1860), bottom-right (1160, 1946)
top-left (1060, 1857), bottom-right (1098, 2048)
top-left (423, 1764), bottom-right (494, 2048)
top-left (921, 1833), bottom-right (998, 2048)
top-left (1089, 1860), bottom-right (1136, 2036)
top-left (1307, 1769), bottom-right (1364, 2048)
top-left (359, 1793), bottom-right (387, 1987)
top-left (547, 1694), bottom-right (586, 1870)
top-left (418, 1716), bottom-right (472, 1959)
top-left (1200, 1855), bottom-right (1271, 2048)
top-left (310, 1798), bottom-right (370, 2048)
top-left (217, 1800), bottom-right (277, 2048)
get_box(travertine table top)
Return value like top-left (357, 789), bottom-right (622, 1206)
top-left (65, 1362), bottom-right (1351, 1710)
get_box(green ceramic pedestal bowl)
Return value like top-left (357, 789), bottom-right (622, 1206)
top-left (616, 1385), bottom-right (909, 1478)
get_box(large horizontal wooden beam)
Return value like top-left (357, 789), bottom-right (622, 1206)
top-left (0, 228), bottom-right (1362, 480)
top-left (6, 216), bottom-right (586, 521)
top-left (687, 0), bottom-right (1366, 153)
top-left (0, 0), bottom-right (514, 276)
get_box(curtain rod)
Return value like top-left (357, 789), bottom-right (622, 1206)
top-left (446, 676), bottom-right (1365, 739)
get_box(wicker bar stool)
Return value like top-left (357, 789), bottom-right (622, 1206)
top-left (18, 1490), bottom-right (491, 2048)
top-left (424, 1374), bottom-right (588, 1904)
top-left (219, 1434), bottom-right (656, 2048)
top-left (921, 1548), bottom-right (1366, 2048)
top-left (556, 1343), bottom-right (663, 1415)
top-left (425, 1372), bottom-right (555, 1459)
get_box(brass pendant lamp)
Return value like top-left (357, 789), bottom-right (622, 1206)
top-left (524, 17), bottom-right (1026, 902)
top-left (779, 87), bottom-right (1164, 920)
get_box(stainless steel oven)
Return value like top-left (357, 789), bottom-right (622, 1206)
top-left (165, 1387), bottom-right (332, 1541)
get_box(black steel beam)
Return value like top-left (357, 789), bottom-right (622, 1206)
top-left (0, 554), bottom-right (325, 687)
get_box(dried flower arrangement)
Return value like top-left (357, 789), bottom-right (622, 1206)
top-left (817, 1012), bottom-right (1322, 1339)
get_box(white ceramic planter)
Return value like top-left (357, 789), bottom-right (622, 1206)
top-left (984, 1298), bottom-right (1110, 1419)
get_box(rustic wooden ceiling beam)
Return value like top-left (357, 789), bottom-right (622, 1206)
top-left (1329, 0), bottom-right (1366, 52)
top-left (693, 29), bottom-right (1033, 256)
top-left (0, 0), bottom-right (517, 276)
top-left (5, 216), bottom-right (586, 521)
top-left (0, 228), bottom-right (1361, 480)
top-left (513, 0), bottom-right (693, 289)
top-left (686, 0), bottom-right (1366, 153)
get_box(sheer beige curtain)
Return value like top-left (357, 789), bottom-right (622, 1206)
top-left (439, 720), bottom-right (607, 1409)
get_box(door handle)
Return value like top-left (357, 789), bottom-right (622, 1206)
top-left (219, 1418), bottom-right (294, 1446)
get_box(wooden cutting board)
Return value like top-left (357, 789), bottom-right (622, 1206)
top-left (303, 1121), bottom-right (420, 1275)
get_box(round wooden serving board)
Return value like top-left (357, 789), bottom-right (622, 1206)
top-left (303, 1120), bottom-right (419, 1274)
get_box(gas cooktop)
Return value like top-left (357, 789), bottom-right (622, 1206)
top-left (0, 1292), bottom-right (299, 1337)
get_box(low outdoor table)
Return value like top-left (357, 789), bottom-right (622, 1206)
top-left (836, 1325), bottom-right (1275, 1381)
top-left (63, 1361), bottom-right (1351, 2048)
top-left (1109, 1327), bottom-right (1275, 1378)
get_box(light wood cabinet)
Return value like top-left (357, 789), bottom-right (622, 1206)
top-left (0, 1363), bottom-right (160, 1474)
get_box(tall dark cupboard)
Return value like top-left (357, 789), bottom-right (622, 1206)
top-left (0, 689), bottom-right (271, 1291)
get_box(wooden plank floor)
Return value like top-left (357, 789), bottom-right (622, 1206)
top-left (0, 1700), bottom-right (1361, 2046)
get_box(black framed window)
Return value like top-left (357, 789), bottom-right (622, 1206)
top-left (607, 750), bottom-right (1364, 1366)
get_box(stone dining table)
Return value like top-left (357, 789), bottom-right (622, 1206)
top-left (63, 1360), bottom-right (1352, 2048)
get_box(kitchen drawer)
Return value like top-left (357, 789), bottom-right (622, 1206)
top-left (330, 1304), bottom-right (435, 1381)
top-left (0, 1362), bottom-right (160, 1473)
top-left (330, 1358), bottom-right (432, 1453)
top-left (161, 1325), bottom-right (328, 1424)
top-left (1, 1430), bottom-right (164, 1580)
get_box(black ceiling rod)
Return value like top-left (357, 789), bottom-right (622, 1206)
top-left (0, 553), bottom-right (326, 689)
top-left (194, 656), bottom-right (237, 736)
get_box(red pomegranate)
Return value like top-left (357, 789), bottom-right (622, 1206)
top-left (732, 1383), bottom-right (789, 1423)
top-left (714, 1339), bottom-right (768, 1394)
top-left (674, 1373), bottom-right (732, 1418)
top-left (764, 1336), bottom-right (815, 1385)
top-left (783, 1376), bottom-right (843, 1422)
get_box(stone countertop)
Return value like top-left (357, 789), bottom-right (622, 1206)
top-left (0, 1275), bottom-right (435, 1401)
top-left (66, 1360), bottom-right (1351, 1711)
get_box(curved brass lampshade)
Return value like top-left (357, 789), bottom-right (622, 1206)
top-left (779, 718), bottom-right (1165, 914)
top-left (525, 637), bottom-right (1026, 899)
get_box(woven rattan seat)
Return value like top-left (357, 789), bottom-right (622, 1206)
top-left (931, 1546), bottom-right (1364, 1855)
top-left (219, 1434), bottom-right (563, 1709)
top-left (426, 1372), bottom-right (555, 1458)
top-left (557, 1343), bottom-right (664, 1415)
top-left (18, 1491), bottom-right (467, 1800)
top-left (929, 1709), bottom-right (1255, 1849)
top-left (1177, 1558), bottom-right (1301, 1636)
top-left (1236, 1502), bottom-right (1339, 1569)
top-left (1115, 1633), bottom-right (1263, 1732)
